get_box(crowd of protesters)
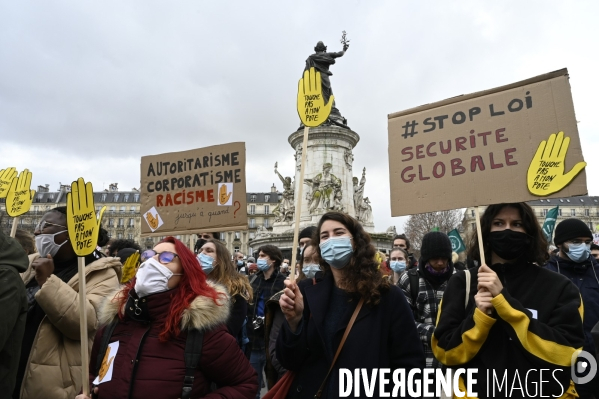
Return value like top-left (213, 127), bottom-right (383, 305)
top-left (1, 204), bottom-right (599, 398)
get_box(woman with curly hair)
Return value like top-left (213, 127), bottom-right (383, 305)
top-left (77, 236), bottom-right (257, 399)
top-left (277, 212), bottom-right (424, 398)
top-left (198, 238), bottom-right (253, 349)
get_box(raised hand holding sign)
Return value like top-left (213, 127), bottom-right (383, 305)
top-left (297, 67), bottom-right (334, 127)
top-left (6, 169), bottom-right (36, 217)
top-left (67, 178), bottom-right (106, 256)
top-left (0, 167), bottom-right (17, 198)
top-left (527, 131), bottom-right (587, 196)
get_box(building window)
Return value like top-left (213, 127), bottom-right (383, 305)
top-left (249, 218), bottom-right (255, 228)
top-left (133, 194), bottom-right (140, 202)
top-left (120, 206), bottom-right (126, 213)
top-left (542, 209), bottom-right (548, 216)
top-left (265, 195), bottom-right (270, 202)
top-left (123, 194), bottom-right (129, 202)
top-left (584, 209), bottom-right (590, 216)
top-left (234, 246), bottom-right (240, 253)
top-left (95, 206), bottom-right (101, 212)
top-left (37, 194), bottom-right (43, 202)
top-left (471, 223), bottom-right (475, 230)
top-left (129, 218), bottom-right (135, 227)
top-left (571, 209), bottom-right (576, 216)
top-left (264, 205), bottom-right (269, 215)
top-left (117, 233), bottom-right (123, 239)
top-left (471, 209), bottom-right (475, 217)
top-left (127, 234), bottom-right (134, 240)
top-left (250, 232), bottom-right (255, 239)
top-left (108, 218), bottom-right (114, 227)
top-left (235, 232), bottom-right (240, 240)
top-left (113, 194), bottom-right (120, 202)
top-left (264, 219), bottom-right (269, 228)
top-left (249, 205), bottom-right (255, 215)
top-left (110, 206), bottom-right (116, 212)
top-left (250, 195), bottom-right (256, 202)
top-left (588, 222), bottom-right (593, 230)
top-left (118, 218), bottom-right (124, 227)
top-left (130, 206), bottom-right (136, 213)
top-left (101, 194), bottom-right (107, 202)
top-left (558, 208), bottom-right (562, 216)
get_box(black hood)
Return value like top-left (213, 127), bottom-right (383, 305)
top-left (0, 229), bottom-right (29, 273)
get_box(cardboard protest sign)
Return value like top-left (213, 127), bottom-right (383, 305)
top-left (0, 167), bottom-right (17, 198)
top-left (388, 69), bottom-right (587, 216)
top-left (66, 178), bottom-right (107, 256)
top-left (140, 142), bottom-right (247, 237)
top-left (297, 67), bottom-right (334, 127)
top-left (6, 169), bottom-right (35, 217)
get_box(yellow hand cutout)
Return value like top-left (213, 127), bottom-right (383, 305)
top-left (6, 169), bottom-right (35, 217)
top-left (146, 212), bottom-right (159, 229)
top-left (297, 67), bottom-right (334, 127)
top-left (219, 184), bottom-right (232, 205)
top-left (527, 131), bottom-right (586, 196)
top-left (0, 167), bottom-right (17, 199)
top-left (120, 251), bottom-right (140, 283)
top-left (67, 178), bottom-right (107, 257)
top-left (98, 346), bottom-right (115, 382)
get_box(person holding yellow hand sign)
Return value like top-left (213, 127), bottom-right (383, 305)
top-left (13, 207), bottom-right (121, 399)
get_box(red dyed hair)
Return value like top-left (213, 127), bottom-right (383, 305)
top-left (115, 236), bottom-right (224, 341)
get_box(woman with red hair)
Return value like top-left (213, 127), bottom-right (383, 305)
top-left (76, 236), bottom-right (257, 399)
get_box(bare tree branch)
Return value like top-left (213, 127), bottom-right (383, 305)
top-left (404, 209), bottom-right (462, 251)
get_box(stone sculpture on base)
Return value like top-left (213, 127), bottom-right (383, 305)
top-left (272, 162), bottom-right (295, 223)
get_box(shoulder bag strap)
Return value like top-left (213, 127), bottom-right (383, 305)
top-left (464, 269), bottom-right (471, 308)
top-left (95, 318), bottom-right (119, 375)
top-left (314, 297), bottom-right (365, 399)
top-left (408, 269), bottom-right (419, 304)
top-left (181, 329), bottom-right (204, 399)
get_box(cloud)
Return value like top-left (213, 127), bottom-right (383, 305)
top-left (0, 0), bottom-right (597, 234)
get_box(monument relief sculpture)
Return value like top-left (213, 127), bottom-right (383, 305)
top-left (304, 163), bottom-right (342, 214)
top-left (353, 167), bottom-right (366, 216)
top-left (273, 162), bottom-right (295, 222)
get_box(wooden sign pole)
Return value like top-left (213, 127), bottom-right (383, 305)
top-left (474, 206), bottom-right (486, 266)
top-left (78, 256), bottom-right (90, 395)
top-left (289, 126), bottom-right (310, 282)
top-left (10, 217), bottom-right (19, 238)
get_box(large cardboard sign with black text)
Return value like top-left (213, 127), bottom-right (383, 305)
top-left (140, 142), bottom-right (248, 236)
top-left (388, 69), bottom-right (587, 216)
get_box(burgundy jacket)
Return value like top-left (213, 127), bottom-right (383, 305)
top-left (88, 282), bottom-right (258, 399)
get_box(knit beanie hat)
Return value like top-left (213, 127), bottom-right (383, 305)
top-left (553, 219), bottom-right (592, 245)
top-left (420, 232), bottom-right (452, 265)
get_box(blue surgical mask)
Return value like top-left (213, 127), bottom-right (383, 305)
top-left (198, 253), bottom-right (215, 274)
top-left (257, 258), bottom-right (271, 272)
top-left (566, 243), bottom-right (591, 263)
top-left (390, 260), bottom-right (407, 273)
top-left (319, 236), bottom-right (353, 269)
top-left (302, 263), bottom-right (320, 279)
top-left (237, 260), bottom-right (244, 267)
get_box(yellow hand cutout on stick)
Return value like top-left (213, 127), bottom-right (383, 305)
top-left (297, 67), bottom-right (334, 127)
top-left (120, 251), bottom-right (140, 283)
top-left (67, 178), bottom-right (107, 257)
top-left (6, 169), bottom-right (35, 217)
top-left (0, 167), bottom-right (17, 199)
top-left (219, 183), bottom-right (232, 205)
top-left (527, 131), bottom-right (586, 196)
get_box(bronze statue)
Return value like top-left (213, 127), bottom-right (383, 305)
top-left (302, 32), bottom-right (350, 127)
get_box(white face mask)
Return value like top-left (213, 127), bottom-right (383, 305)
top-left (134, 257), bottom-right (182, 298)
top-left (35, 231), bottom-right (69, 258)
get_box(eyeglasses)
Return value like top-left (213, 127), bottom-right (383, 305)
top-left (35, 220), bottom-right (67, 232)
top-left (141, 249), bottom-right (179, 264)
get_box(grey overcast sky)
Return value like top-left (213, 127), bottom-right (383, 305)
top-left (1, 0), bottom-right (598, 233)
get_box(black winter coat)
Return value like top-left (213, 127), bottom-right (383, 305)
top-left (276, 272), bottom-right (425, 399)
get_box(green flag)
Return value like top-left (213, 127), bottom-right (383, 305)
top-left (542, 206), bottom-right (560, 243)
top-left (448, 229), bottom-right (466, 253)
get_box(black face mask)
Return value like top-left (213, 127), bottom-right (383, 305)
top-left (488, 229), bottom-right (531, 261)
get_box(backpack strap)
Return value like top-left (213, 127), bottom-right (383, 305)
top-left (408, 269), bottom-right (420, 305)
top-left (95, 318), bottom-right (119, 376)
top-left (182, 329), bottom-right (204, 399)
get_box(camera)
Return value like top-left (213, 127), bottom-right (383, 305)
top-left (252, 316), bottom-right (265, 330)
